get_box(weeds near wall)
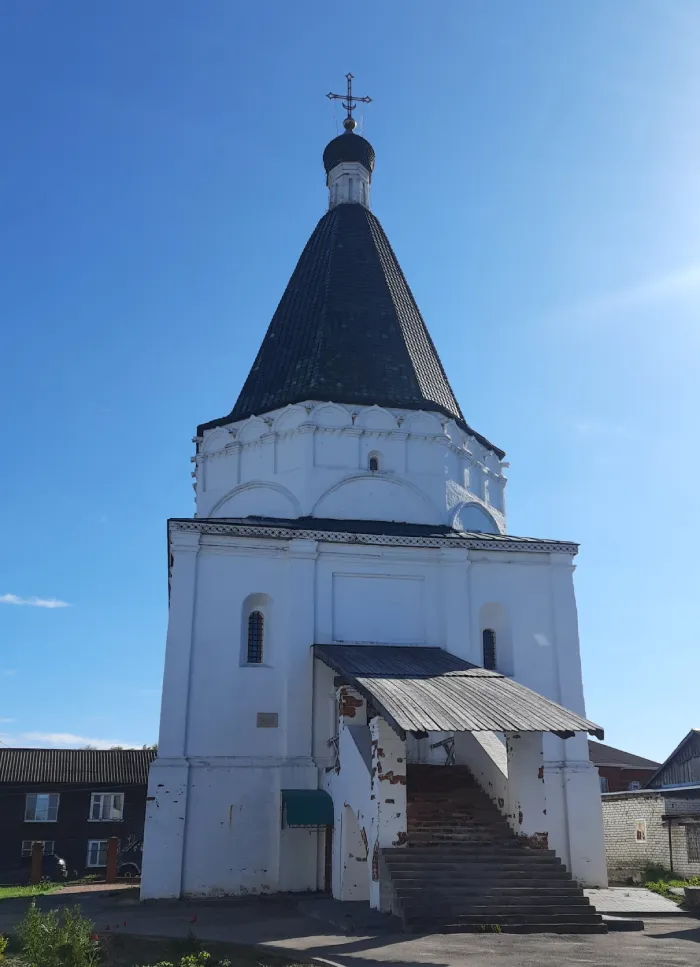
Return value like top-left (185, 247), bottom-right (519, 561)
top-left (17, 902), bottom-right (99, 967)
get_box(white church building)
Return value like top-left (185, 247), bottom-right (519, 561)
top-left (141, 85), bottom-right (608, 931)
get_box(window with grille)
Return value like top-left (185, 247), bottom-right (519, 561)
top-left (25, 793), bottom-right (60, 822)
top-left (247, 611), bottom-right (264, 664)
top-left (86, 840), bottom-right (109, 868)
top-left (89, 793), bottom-right (124, 821)
top-left (482, 629), bottom-right (497, 670)
top-left (21, 840), bottom-right (54, 857)
top-left (687, 825), bottom-right (700, 862)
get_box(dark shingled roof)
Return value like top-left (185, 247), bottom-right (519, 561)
top-left (171, 516), bottom-right (578, 553)
top-left (0, 749), bottom-right (156, 785)
top-left (323, 131), bottom-right (376, 176)
top-left (199, 203), bottom-right (503, 458)
top-left (588, 741), bottom-right (660, 770)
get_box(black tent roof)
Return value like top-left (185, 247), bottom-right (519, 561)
top-left (199, 203), bottom-right (502, 458)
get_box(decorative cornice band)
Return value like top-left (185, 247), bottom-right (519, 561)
top-left (169, 519), bottom-right (578, 556)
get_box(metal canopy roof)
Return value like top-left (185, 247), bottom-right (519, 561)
top-left (314, 645), bottom-right (603, 740)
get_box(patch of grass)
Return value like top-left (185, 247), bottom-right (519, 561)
top-left (95, 937), bottom-right (315, 967)
top-left (1, 921), bottom-right (315, 967)
top-left (0, 884), bottom-right (62, 901)
top-left (642, 864), bottom-right (700, 903)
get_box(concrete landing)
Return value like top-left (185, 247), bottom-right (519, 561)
top-left (585, 887), bottom-right (684, 916)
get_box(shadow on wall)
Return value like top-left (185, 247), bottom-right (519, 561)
top-left (453, 502), bottom-right (499, 534)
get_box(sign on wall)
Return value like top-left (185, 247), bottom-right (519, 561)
top-left (635, 819), bottom-right (647, 843)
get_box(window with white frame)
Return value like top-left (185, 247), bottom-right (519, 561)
top-left (25, 793), bottom-right (60, 822)
top-left (86, 839), bottom-right (109, 867)
top-left (89, 792), bottom-right (124, 821)
top-left (599, 776), bottom-right (609, 793)
top-left (21, 840), bottom-right (54, 857)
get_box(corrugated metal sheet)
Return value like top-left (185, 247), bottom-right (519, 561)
top-left (0, 749), bottom-right (156, 785)
top-left (314, 645), bottom-right (603, 739)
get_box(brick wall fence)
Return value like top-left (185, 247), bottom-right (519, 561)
top-left (602, 791), bottom-right (700, 882)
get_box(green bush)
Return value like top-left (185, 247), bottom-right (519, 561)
top-left (17, 902), bottom-right (100, 967)
top-left (138, 954), bottom-right (231, 967)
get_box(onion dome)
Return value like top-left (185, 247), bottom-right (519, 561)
top-left (323, 118), bottom-right (375, 177)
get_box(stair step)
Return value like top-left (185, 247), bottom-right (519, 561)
top-left (404, 911), bottom-right (602, 925)
top-left (405, 920), bottom-right (608, 935)
top-left (392, 879), bottom-right (575, 889)
top-left (386, 844), bottom-right (560, 855)
top-left (384, 852), bottom-right (563, 864)
top-left (396, 890), bottom-right (589, 905)
top-left (401, 899), bottom-right (591, 913)
top-left (393, 877), bottom-right (580, 888)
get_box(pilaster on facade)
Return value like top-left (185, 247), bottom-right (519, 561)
top-left (284, 539), bottom-right (318, 759)
top-left (159, 529), bottom-right (200, 759)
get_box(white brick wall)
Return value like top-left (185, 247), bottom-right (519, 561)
top-left (602, 792), bottom-right (700, 882)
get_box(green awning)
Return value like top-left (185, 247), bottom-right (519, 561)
top-left (281, 789), bottom-right (334, 828)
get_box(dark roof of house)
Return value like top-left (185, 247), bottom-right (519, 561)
top-left (323, 130), bottom-right (375, 175)
top-left (0, 749), bottom-right (156, 785)
top-left (314, 645), bottom-right (603, 739)
top-left (170, 516), bottom-right (579, 554)
top-left (198, 203), bottom-right (503, 459)
top-left (646, 729), bottom-right (700, 789)
top-left (588, 740), bottom-right (660, 770)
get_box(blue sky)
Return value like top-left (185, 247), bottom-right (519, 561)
top-left (1, 1), bottom-right (698, 762)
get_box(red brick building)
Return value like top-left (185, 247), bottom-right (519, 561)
top-left (589, 740), bottom-right (660, 793)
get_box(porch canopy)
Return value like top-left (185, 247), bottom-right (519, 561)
top-left (314, 645), bottom-right (603, 740)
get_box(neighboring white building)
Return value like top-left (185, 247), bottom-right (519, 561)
top-left (141, 101), bottom-right (608, 910)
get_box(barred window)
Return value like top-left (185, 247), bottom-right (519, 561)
top-left (247, 611), bottom-right (264, 664)
top-left (687, 825), bottom-right (700, 862)
top-left (482, 629), bottom-right (497, 670)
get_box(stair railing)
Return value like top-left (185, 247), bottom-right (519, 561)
top-left (429, 735), bottom-right (455, 765)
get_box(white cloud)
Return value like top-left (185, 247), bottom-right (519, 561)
top-left (0, 718), bottom-right (15, 724)
top-left (0, 594), bottom-right (71, 609)
top-left (1, 732), bottom-right (136, 750)
top-left (562, 263), bottom-right (700, 323)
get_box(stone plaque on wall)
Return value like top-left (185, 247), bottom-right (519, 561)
top-left (256, 712), bottom-right (279, 728)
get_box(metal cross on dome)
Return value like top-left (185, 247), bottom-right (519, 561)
top-left (327, 73), bottom-right (371, 123)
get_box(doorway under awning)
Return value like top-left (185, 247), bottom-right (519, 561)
top-left (314, 644), bottom-right (603, 740)
top-left (281, 789), bottom-right (334, 828)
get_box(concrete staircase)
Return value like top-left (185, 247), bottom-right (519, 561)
top-left (383, 764), bottom-right (606, 934)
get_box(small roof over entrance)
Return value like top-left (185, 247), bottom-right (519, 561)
top-left (281, 789), bottom-right (334, 828)
top-left (314, 645), bottom-right (603, 740)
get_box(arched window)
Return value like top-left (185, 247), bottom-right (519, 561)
top-left (482, 628), bottom-right (496, 670)
top-left (247, 611), bottom-right (264, 664)
top-left (369, 454), bottom-right (379, 472)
